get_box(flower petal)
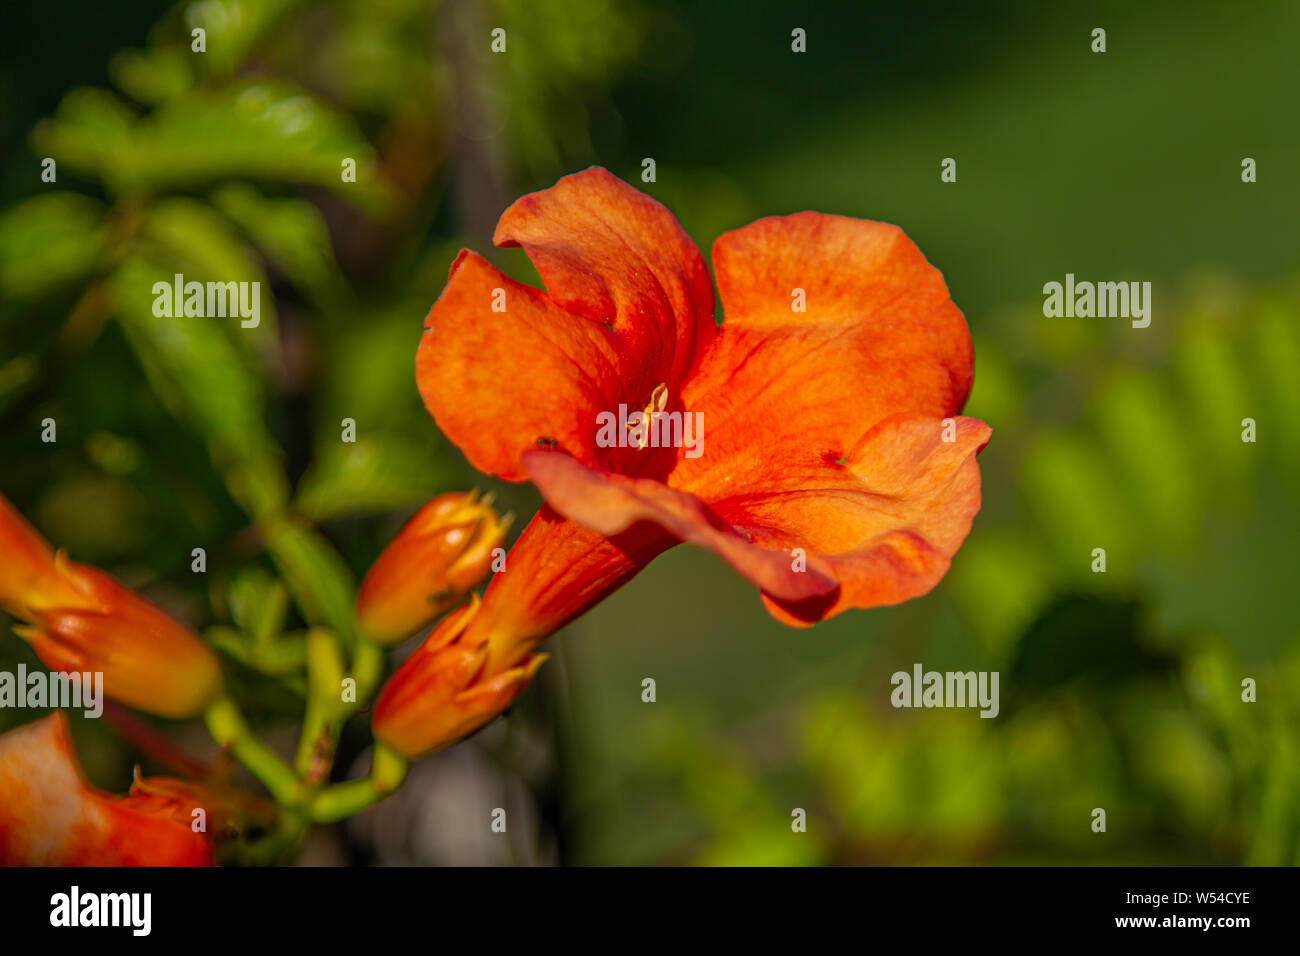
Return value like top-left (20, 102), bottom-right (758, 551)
top-left (676, 211), bottom-right (973, 503)
top-left (494, 167), bottom-right (715, 390)
top-left (719, 415), bottom-right (991, 624)
top-left (417, 167), bottom-right (715, 482)
top-left (0, 714), bottom-right (213, 866)
top-left (523, 448), bottom-right (840, 605)
top-left (525, 415), bottom-right (989, 625)
top-left (417, 250), bottom-right (623, 481)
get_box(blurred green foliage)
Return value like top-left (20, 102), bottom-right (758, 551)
top-left (0, 0), bottom-right (638, 820)
top-left (1, 0), bottom-right (1298, 865)
top-left (569, 280), bottom-right (1300, 866)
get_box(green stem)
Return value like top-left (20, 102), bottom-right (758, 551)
top-left (204, 697), bottom-right (306, 807)
top-left (352, 639), bottom-right (386, 702)
top-left (308, 743), bottom-right (409, 823)
top-left (239, 810), bottom-right (310, 866)
top-left (294, 628), bottom-right (347, 780)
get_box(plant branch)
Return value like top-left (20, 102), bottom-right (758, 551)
top-left (204, 697), bottom-right (306, 807)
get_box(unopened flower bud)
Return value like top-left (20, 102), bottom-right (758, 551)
top-left (372, 598), bottom-right (545, 759)
top-left (1, 493), bottom-right (222, 719)
top-left (356, 491), bottom-right (509, 646)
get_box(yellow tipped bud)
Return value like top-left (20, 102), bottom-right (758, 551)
top-left (372, 598), bottom-right (545, 759)
top-left (356, 492), bottom-right (509, 646)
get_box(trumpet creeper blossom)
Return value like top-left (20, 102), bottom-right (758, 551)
top-left (384, 167), bottom-right (990, 752)
top-left (0, 713), bottom-right (213, 866)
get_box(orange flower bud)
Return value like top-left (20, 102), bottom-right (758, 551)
top-left (0, 493), bottom-right (83, 616)
top-left (356, 491), bottom-right (509, 646)
top-left (126, 771), bottom-right (270, 840)
top-left (1, 493), bottom-right (222, 718)
top-left (0, 713), bottom-right (213, 866)
top-left (372, 597), bottom-right (545, 759)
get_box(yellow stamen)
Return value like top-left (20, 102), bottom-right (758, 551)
top-left (627, 383), bottom-right (668, 449)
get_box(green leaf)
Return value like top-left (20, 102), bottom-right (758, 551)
top-left (944, 530), bottom-right (1050, 657)
top-left (294, 433), bottom-right (456, 522)
top-left (211, 183), bottom-right (347, 306)
top-left (224, 566), bottom-right (290, 647)
top-left (0, 355), bottom-right (40, 414)
top-left (111, 253), bottom-right (262, 451)
top-left (110, 253), bottom-right (289, 516)
top-left (1250, 294), bottom-right (1300, 478)
top-left (1174, 316), bottom-right (1255, 493)
top-left (1092, 370), bottom-right (1200, 547)
top-left (36, 81), bottom-right (394, 210)
top-left (1020, 432), bottom-right (1137, 583)
top-left (30, 88), bottom-right (136, 179)
top-left (206, 625), bottom-right (306, 678)
top-left (142, 197), bottom-right (279, 361)
top-left (0, 193), bottom-right (107, 302)
top-left (317, 304), bottom-right (431, 428)
top-left (109, 47), bottom-right (193, 105)
top-left (260, 514), bottom-right (356, 642)
top-left (183, 0), bottom-right (305, 77)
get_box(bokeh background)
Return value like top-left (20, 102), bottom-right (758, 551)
top-left (1, 0), bottom-right (1298, 865)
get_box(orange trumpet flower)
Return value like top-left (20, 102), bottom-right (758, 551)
top-left (0, 493), bottom-right (223, 718)
top-left (356, 491), bottom-right (509, 646)
top-left (0, 713), bottom-right (213, 866)
top-left (382, 167), bottom-right (990, 750)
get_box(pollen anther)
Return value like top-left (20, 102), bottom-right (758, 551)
top-left (627, 383), bottom-right (669, 449)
